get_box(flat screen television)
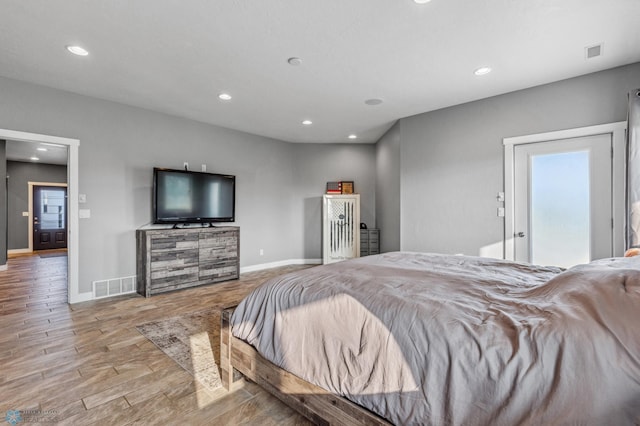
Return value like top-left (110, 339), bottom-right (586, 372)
top-left (153, 168), bottom-right (235, 224)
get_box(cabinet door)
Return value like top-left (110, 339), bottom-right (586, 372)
top-left (323, 194), bottom-right (360, 263)
top-left (199, 230), bottom-right (239, 281)
top-left (149, 233), bottom-right (199, 291)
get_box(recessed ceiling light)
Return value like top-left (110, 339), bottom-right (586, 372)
top-left (287, 57), bottom-right (302, 66)
top-left (37, 147), bottom-right (47, 152)
top-left (218, 93), bottom-right (232, 101)
top-left (30, 157), bottom-right (39, 161)
top-left (414, 0), bottom-right (431, 3)
top-left (302, 120), bottom-right (313, 125)
top-left (348, 134), bottom-right (357, 140)
top-left (66, 45), bottom-right (89, 56)
top-left (365, 98), bottom-right (383, 106)
top-left (474, 66), bottom-right (492, 76)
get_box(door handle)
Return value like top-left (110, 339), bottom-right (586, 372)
top-left (515, 232), bottom-right (525, 238)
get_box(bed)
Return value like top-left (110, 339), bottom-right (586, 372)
top-left (221, 252), bottom-right (640, 425)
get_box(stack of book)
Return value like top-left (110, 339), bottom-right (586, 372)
top-left (326, 181), bottom-right (354, 194)
top-left (326, 181), bottom-right (342, 194)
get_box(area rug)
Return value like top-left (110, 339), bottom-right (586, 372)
top-left (136, 309), bottom-right (223, 391)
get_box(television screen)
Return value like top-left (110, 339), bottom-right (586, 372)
top-left (153, 168), bottom-right (235, 224)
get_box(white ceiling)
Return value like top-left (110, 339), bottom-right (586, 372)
top-left (5, 140), bottom-right (68, 165)
top-left (1, 0), bottom-right (639, 145)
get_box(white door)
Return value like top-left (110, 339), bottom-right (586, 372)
top-left (513, 134), bottom-right (612, 267)
top-left (322, 194), bottom-right (360, 264)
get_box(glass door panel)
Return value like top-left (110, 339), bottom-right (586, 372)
top-left (514, 134), bottom-right (612, 267)
top-left (40, 189), bottom-right (66, 229)
top-left (33, 185), bottom-right (68, 250)
top-left (530, 151), bottom-right (590, 267)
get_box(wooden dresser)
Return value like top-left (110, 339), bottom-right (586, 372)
top-left (136, 226), bottom-right (239, 297)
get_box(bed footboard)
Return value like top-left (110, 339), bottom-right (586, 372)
top-left (220, 308), bottom-right (390, 426)
top-left (220, 308), bottom-right (244, 390)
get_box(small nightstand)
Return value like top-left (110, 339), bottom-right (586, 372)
top-left (360, 229), bottom-right (380, 257)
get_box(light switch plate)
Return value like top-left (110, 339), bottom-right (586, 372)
top-left (79, 209), bottom-right (91, 219)
top-left (22, 211), bottom-right (29, 217)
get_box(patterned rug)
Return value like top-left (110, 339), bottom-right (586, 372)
top-left (136, 309), bottom-right (223, 391)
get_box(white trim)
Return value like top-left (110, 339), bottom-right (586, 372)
top-left (240, 258), bottom-right (322, 274)
top-left (73, 292), bottom-right (94, 303)
top-left (7, 248), bottom-right (32, 254)
top-left (28, 182), bottom-right (68, 252)
top-left (0, 128), bottom-right (80, 304)
top-left (503, 121), bottom-right (627, 261)
top-left (612, 125), bottom-right (627, 257)
top-left (0, 264), bottom-right (6, 271)
top-left (503, 122), bottom-right (627, 146)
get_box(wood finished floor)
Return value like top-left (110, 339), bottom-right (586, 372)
top-left (0, 251), bottom-right (313, 425)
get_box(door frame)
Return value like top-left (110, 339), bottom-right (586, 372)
top-left (29, 182), bottom-right (68, 251)
top-left (0, 128), bottom-right (81, 304)
top-left (503, 122), bottom-right (627, 261)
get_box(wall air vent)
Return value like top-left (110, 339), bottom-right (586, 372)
top-left (93, 275), bottom-right (136, 299)
top-left (585, 43), bottom-right (603, 59)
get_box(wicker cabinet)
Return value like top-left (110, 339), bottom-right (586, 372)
top-left (136, 226), bottom-right (239, 297)
top-left (360, 229), bottom-right (380, 256)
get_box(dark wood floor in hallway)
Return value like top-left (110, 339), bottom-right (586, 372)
top-left (0, 251), bottom-right (313, 425)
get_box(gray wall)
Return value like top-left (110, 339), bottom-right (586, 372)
top-left (375, 122), bottom-right (401, 252)
top-left (0, 140), bottom-right (6, 267)
top-left (291, 143), bottom-right (376, 259)
top-left (394, 62), bottom-right (640, 257)
top-left (0, 76), bottom-right (376, 294)
top-left (6, 161), bottom-right (67, 250)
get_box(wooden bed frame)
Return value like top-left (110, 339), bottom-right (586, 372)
top-left (220, 308), bottom-right (391, 426)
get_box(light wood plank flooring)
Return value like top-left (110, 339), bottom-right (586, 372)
top-left (0, 251), bottom-right (313, 425)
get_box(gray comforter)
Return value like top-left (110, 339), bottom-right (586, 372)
top-left (231, 252), bottom-right (640, 425)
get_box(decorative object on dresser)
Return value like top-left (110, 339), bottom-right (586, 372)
top-left (340, 181), bottom-right (354, 194)
top-left (325, 180), bottom-right (355, 194)
top-left (360, 228), bottom-right (380, 256)
top-left (322, 194), bottom-right (360, 264)
top-left (136, 226), bottom-right (239, 297)
top-left (326, 181), bottom-right (342, 194)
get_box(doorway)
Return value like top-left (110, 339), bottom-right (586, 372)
top-left (33, 184), bottom-right (68, 250)
top-left (0, 128), bottom-right (80, 303)
top-left (504, 122), bottom-right (627, 266)
top-left (513, 134), bottom-right (611, 267)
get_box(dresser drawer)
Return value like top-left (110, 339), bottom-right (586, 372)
top-left (150, 249), bottom-right (199, 268)
top-left (150, 234), bottom-right (199, 251)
